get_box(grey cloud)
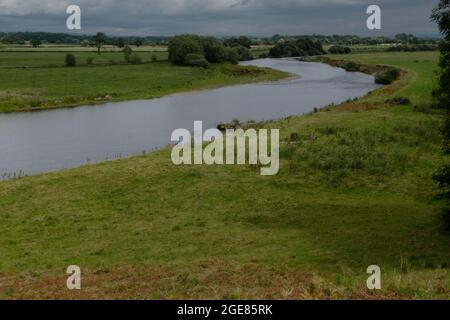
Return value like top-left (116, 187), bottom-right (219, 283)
top-left (0, 0), bottom-right (440, 36)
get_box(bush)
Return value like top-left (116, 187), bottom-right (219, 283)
top-left (386, 44), bottom-right (438, 52)
top-left (342, 61), bottom-right (360, 72)
top-left (375, 68), bottom-right (400, 85)
top-left (385, 97), bottom-right (411, 105)
top-left (201, 37), bottom-right (227, 63)
top-left (128, 53), bottom-right (142, 64)
top-left (329, 45), bottom-right (352, 54)
top-left (65, 54), bottom-right (76, 67)
top-left (185, 53), bottom-right (209, 68)
top-left (123, 45), bottom-right (133, 63)
top-left (443, 208), bottom-right (450, 232)
top-left (269, 38), bottom-right (325, 58)
top-left (86, 57), bottom-right (94, 65)
top-left (151, 55), bottom-right (158, 62)
top-left (236, 45), bottom-right (254, 61)
top-left (225, 47), bottom-right (240, 65)
top-left (168, 35), bottom-right (203, 65)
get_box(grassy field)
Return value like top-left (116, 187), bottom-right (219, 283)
top-left (0, 50), bottom-right (169, 67)
top-left (328, 51), bottom-right (439, 106)
top-left (0, 51), bottom-right (449, 299)
top-left (0, 47), bottom-right (284, 113)
top-left (0, 50), bottom-right (286, 113)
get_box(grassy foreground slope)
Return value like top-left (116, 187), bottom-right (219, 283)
top-left (0, 51), bottom-right (449, 299)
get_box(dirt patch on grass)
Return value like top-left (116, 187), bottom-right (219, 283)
top-left (0, 261), bottom-right (414, 300)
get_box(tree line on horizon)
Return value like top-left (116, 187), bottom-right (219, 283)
top-left (0, 31), bottom-right (441, 47)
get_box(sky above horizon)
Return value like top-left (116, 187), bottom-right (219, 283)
top-left (0, 0), bottom-right (441, 37)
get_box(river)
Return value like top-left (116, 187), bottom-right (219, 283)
top-left (0, 58), bottom-right (380, 178)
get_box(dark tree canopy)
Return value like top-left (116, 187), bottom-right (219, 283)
top-left (168, 35), bottom-right (204, 65)
top-left (201, 37), bottom-right (227, 63)
top-left (269, 38), bottom-right (325, 58)
top-left (168, 35), bottom-right (253, 66)
top-left (431, 0), bottom-right (450, 232)
top-left (30, 38), bottom-right (42, 48)
top-left (93, 32), bottom-right (106, 55)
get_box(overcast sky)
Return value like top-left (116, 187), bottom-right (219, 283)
top-left (0, 0), bottom-right (440, 37)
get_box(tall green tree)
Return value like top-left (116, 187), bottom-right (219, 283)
top-left (94, 32), bottom-right (106, 55)
top-left (30, 38), bottom-right (42, 48)
top-left (431, 0), bottom-right (450, 231)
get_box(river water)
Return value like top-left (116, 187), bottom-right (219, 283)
top-left (0, 58), bottom-right (380, 178)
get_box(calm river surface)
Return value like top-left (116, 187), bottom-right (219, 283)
top-left (0, 58), bottom-right (380, 178)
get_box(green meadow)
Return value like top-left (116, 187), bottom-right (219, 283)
top-left (0, 48), bottom-right (285, 113)
top-left (0, 50), bottom-right (449, 299)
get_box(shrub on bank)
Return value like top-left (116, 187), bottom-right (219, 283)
top-left (235, 45), bottom-right (254, 61)
top-left (185, 53), bottom-right (209, 68)
top-left (375, 68), bottom-right (400, 85)
top-left (385, 97), bottom-right (411, 105)
top-left (225, 47), bottom-right (240, 65)
top-left (342, 61), bottom-right (360, 72)
top-left (328, 45), bottom-right (352, 54)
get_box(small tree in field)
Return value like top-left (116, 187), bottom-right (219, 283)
top-left (31, 39), bottom-right (42, 48)
top-left (65, 54), bottom-right (76, 67)
top-left (432, 0), bottom-right (450, 232)
top-left (134, 39), bottom-right (144, 47)
top-left (114, 38), bottom-right (125, 48)
top-left (94, 32), bottom-right (106, 55)
top-left (123, 45), bottom-right (133, 63)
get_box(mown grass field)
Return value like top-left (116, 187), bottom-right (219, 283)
top-left (0, 50), bottom-right (169, 67)
top-left (0, 48), bottom-right (286, 113)
top-left (0, 47), bottom-right (285, 113)
top-left (329, 51), bottom-right (439, 105)
top-left (0, 51), bottom-right (448, 299)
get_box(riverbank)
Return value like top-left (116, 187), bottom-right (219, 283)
top-left (0, 51), bottom-right (448, 299)
top-left (0, 59), bottom-right (288, 113)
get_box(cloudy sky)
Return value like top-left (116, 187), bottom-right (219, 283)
top-left (0, 0), bottom-right (440, 36)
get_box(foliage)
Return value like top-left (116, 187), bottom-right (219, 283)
top-left (134, 39), bottom-right (144, 47)
top-left (113, 38), bottom-right (125, 48)
top-left (432, 0), bottom-right (450, 232)
top-left (224, 36), bottom-right (252, 48)
top-left (93, 32), bottom-right (106, 55)
top-left (30, 38), bottom-right (42, 48)
top-left (375, 68), bottom-right (400, 85)
top-left (342, 61), bottom-right (360, 72)
top-left (123, 45), bottom-right (133, 63)
top-left (128, 53), bottom-right (143, 64)
top-left (269, 38), bottom-right (325, 58)
top-left (386, 44), bottom-right (438, 52)
top-left (168, 35), bottom-right (204, 65)
top-left (235, 45), bottom-right (254, 61)
top-left (184, 53), bottom-right (209, 68)
top-left (329, 45), bottom-right (351, 54)
top-left (200, 37), bottom-right (227, 63)
top-left (225, 47), bottom-right (240, 65)
top-left (168, 35), bottom-right (253, 66)
top-left (64, 54), bottom-right (76, 67)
